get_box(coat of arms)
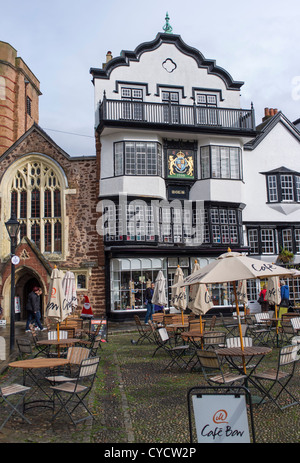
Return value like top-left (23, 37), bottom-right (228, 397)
top-left (168, 151), bottom-right (194, 179)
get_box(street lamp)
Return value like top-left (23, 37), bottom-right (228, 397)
top-left (5, 212), bottom-right (20, 353)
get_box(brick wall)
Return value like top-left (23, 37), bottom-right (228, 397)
top-left (0, 126), bottom-right (106, 317)
top-left (0, 42), bottom-right (41, 156)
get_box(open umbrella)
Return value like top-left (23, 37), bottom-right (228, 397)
top-left (171, 265), bottom-right (187, 324)
top-left (62, 271), bottom-right (78, 314)
top-left (188, 260), bottom-right (213, 334)
top-left (174, 249), bottom-right (295, 372)
top-left (152, 270), bottom-right (168, 313)
top-left (46, 267), bottom-right (69, 340)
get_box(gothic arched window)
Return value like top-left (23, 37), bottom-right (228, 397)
top-left (9, 159), bottom-right (64, 254)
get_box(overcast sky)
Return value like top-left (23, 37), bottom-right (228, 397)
top-left (2, 0), bottom-right (300, 156)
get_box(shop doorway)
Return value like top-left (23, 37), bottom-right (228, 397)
top-left (15, 270), bottom-right (44, 321)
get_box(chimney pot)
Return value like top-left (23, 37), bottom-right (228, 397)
top-left (106, 51), bottom-right (113, 63)
top-left (264, 108), bottom-right (270, 117)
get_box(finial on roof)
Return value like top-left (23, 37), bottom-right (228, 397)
top-left (163, 12), bottom-right (173, 34)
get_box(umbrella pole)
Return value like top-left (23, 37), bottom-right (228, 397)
top-left (233, 281), bottom-right (246, 374)
top-left (275, 304), bottom-right (279, 347)
top-left (200, 315), bottom-right (204, 349)
top-left (57, 322), bottom-right (60, 358)
top-left (181, 309), bottom-right (184, 325)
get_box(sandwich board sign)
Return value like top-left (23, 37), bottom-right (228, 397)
top-left (188, 387), bottom-right (254, 443)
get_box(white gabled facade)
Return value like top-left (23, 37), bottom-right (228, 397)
top-left (90, 29), bottom-right (298, 319)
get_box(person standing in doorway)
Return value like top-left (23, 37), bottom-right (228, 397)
top-left (25, 286), bottom-right (46, 332)
top-left (144, 282), bottom-right (155, 324)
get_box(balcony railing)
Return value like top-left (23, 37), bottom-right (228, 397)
top-left (98, 98), bottom-right (256, 132)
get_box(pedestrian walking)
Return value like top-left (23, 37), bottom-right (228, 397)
top-left (25, 286), bottom-right (46, 331)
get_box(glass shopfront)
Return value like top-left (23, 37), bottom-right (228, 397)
top-left (109, 256), bottom-right (263, 313)
top-left (110, 258), bottom-right (167, 312)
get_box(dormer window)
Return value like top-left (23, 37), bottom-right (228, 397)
top-left (265, 168), bottom-right (300, 203)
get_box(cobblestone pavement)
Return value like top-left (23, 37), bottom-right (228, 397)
top-left (1, 323), bottom-right (300, 444)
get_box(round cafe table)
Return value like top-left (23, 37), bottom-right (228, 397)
top-left (216, 346), bottom-right (272, 396)
top-left (36, 337), bottom-right (81, 357)
top-left (8, 357), bottom-right (70, 411)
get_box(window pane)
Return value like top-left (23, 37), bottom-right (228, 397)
top-left (220, 147), bottom-right (230, 178)
top-left (11, 190), bottom-right (18, 216)
top-left (114, 142), bottom-right (124, 176)
top-left (295, 229), bottom-right (300, 253)
top-left (295, 176), bottom-right (300, 202)
top-left (54, 222), bottom-right (62, 252)
top-left (125, 143), bottom-right (135, 175)
top-left (248, 229), bottom-right (258, 253)
top-left (54, 189), bottom-right (61, 217)
top-left (136, 143), bottom-right (146, 175)
top-left (200, 146), bottom-right (210, 179)
top-left (268, 176), bottom-right (278, 202)
top-left (230, 147), bottom-right (240, 179)
top-left (261, 229), bottom-right (274, 254)
top-left (31, 189), bottom-right (40, 218)
top-left (44, 222), bottom-right (51, 252)
top-left (20, 191), bottom-right (27, 219)
top-left (282, 229), bottom-right (293, 252)
top-left (31, 222), bottom-right (40, 248)
top-left (211, 147), bottom-right (220, 178)
top-left (281, 175), bottom-right (294, 201)
top-left (44, 189), bottom-right (52, 217)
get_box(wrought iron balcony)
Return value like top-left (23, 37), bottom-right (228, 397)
top-left (98, 98), bottom-right (256, 134)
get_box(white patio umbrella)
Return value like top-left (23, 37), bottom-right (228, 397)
top-left (152, 270), bottom-right (168, 312)
top-left (171, 265), bottom-right (187, 324)
top-left (174, 249), bottom-right (295, 372)
top-left (46, 266), bottom-right (69, 340)
top-left (267, 276), bottom-right (281, 306)
top-left (188, 260), bottom-right (213, 333)
top-left (62, 271), bottom-right (78, 314)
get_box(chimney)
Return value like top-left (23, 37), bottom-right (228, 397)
top-left (262, 107), bottom-right (278, 122)
top-left (102, 51), bottom-right (113, 69)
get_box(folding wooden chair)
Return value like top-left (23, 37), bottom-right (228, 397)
top-left (50, 356), bottom-right (100, 426)
top-left (0, 383), bottom-right (31, 429)
top-left (219, 313), bottom-right (239, 336)
top-left (202, 331), bottom-right (226, 350)
top-left (29, 325), bottom-right (50, 357)
top-left (251, 344), bottom-right (300, 411)
top-left (132, 315), bottom-right (154, 345)
top-left (196, 350), bottom-right (247, 388)
top-left (16, 337), bottom-right (33, 359)
top-left (45, 346), bottom-right (91, 384)
top-left (153, 327), bottom-right (193, 370)
top-left (245, 314), bottom-right (271, 345)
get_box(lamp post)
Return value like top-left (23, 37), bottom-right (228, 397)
top-left (5, 213), bottom-right (20, 353)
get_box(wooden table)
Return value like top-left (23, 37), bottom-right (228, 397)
top-left (9, 358), bottom-right (69, 411)
top-left (36, 338), bottom-right (80, 357)
top-left (216, 346), bottom-right (272, 395)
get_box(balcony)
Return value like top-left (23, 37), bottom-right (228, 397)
top-left (97, 98), bottom-right (256, 135)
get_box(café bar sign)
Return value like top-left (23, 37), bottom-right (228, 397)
top-left (192, 394), bottom-right (251, 443)
top-left (167, 149), bottom-right (195, 180)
